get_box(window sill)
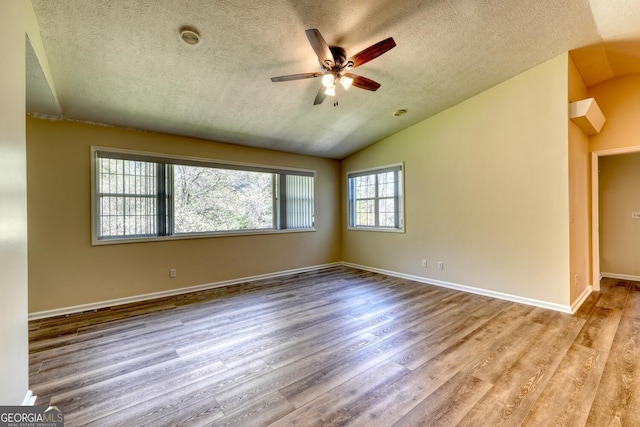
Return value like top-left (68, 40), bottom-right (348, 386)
top-left (346, 227), bottom-right (405, 233)
top-left (92, 227), bottom-right (316, 246)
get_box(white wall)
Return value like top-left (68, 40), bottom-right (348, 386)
top-left (0, 2), bottom-right (29, 404)
top-left (342, 54), bottom-right (571, 308)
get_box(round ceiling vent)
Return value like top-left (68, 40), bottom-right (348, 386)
top-left (180, 27), bottom-right (200, 45)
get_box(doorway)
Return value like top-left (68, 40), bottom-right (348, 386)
top-left (591, 145), bottom-right (640, 290)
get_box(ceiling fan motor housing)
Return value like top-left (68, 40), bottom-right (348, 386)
top-left (329, 46), bottom-right (348, 68)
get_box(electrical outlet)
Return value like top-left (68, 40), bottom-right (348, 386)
top-left (632, 212), bottom-right (640, 219)
top-left (170, 269), bottom-right (177, 278)
top-left (437, 261), bottom-right (444, 270)
top-left (421, 259), bottom-right (427, 268)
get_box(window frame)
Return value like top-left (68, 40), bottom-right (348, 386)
top-left (346, 163), bottom-right (405, 233)
top-left (91, 146), bottom-right (316, 245)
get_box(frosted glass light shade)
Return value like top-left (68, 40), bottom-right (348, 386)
top-left (322, 73), bottom-right (335, 88)
top-left (340, 76), bottom-right (353, 90)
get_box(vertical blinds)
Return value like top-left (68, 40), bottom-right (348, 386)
top-left (286, 175), bottom-right (315, 229)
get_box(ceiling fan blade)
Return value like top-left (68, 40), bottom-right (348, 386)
top-left (345, 73), bottom-right (381, 91)
top-left (305, 29), bottom-right (335, 69)
top-left (347, 37), bottom-right (396, 68)
top-left (313, 86), bottom-right (327, 105)
top-left (271, 72), bottom-right (323, 82)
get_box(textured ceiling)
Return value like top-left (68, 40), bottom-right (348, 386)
top-left (26, 0), bottom-right (640, 159)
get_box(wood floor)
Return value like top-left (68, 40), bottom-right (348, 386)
top-left (29, 266), bottom-right (640, 426)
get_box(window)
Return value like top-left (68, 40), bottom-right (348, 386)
top-left (348, 164), bottom-right (404, 231)
top-left (93, 148), bottom-right (315, 243)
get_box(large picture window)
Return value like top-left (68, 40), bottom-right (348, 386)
top-left (347, 164), bottom-right (404, 231)
top-left (93, 148), bottom-right (315, 243)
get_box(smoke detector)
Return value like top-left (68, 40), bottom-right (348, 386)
top-left (180, 27), bottom-right (200, 45)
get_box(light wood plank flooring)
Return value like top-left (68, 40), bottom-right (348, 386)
top-left (29, 266), bottom-right (640, 426)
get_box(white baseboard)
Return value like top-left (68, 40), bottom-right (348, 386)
top-left (28, 262), bottom-right (341, 320)
top-left (571, 286), bottom-right (592, 314)
top-left (601, 272), bottom-right (640, 282)
top-left (22, 390), bottom-right (36, 406)
top-left (342, 262), bottom-right (573, 314)
top-left (30, 261), bottom-right (584, 320)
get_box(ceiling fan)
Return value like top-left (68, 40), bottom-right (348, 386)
top-left (271, 29), bottom-right (396, 106)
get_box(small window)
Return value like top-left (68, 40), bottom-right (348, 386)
top-left (347, 164), bottom-right (404, 231)
top-left (96, 157), bottom-right (160, 239)
top-left (93, 148), bottom-right (315, 243)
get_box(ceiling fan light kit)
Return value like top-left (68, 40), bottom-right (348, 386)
top-left (321, 73), bottom-right (335, 87)
top-left (324, 85), bottom-right (336, 97)
top-left (271, 28), bottom-right (396, 106)
top-left (340, 75), bottom-right (353, 90)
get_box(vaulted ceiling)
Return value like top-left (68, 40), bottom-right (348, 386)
top-left (26, 0), bottom-right (640, 159)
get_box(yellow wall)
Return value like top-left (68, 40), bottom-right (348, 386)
top-left (589, 74), bottom-right (640, 153)
top-left (342, 54), bottom-right (571, 307)
top-left (599, 152), bottom-right (640, 277)
top-left (568, 55), bottom-right (591, 303)
top-left (27, 118), bottom-right (341, 313)
top-left (587, 74), bottom-right (640, 282)
top-left (0, 2), bottom-right (29, 404)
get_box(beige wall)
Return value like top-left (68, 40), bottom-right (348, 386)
top-left (27, 118), bottom-right (341, 313)
top-left (599, 152), bottom-right (640, 277)
top-left (342, 54), bottom-right (572, 307)
top-left (568, 55), bottom-right (591, 303)
top-left (0, 2), bottom-right (29, 404)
